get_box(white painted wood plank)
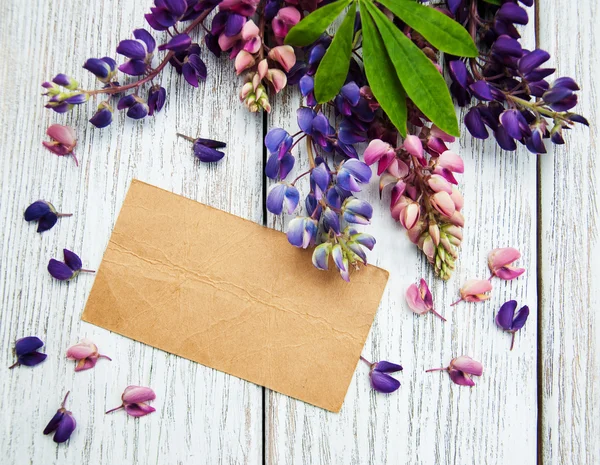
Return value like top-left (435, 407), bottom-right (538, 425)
top-left (265, 11), bottom-right (538, 465)
top-left (0, 1), bottom-right (263, 464)
top-left (538, 1), bottom-right (600, 464)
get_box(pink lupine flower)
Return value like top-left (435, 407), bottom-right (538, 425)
top-left (427, 174), bottom-right (453, 194)
top-left (405, 279), bottom-right (446, 321)
top-left (266, 68), bottom-right (287, 93)
top-left (106, 386), bottom-right (156, 417)
top-left (403, 135), bottom-right (425, 165)
top-left (437, 150), bottom-right (464, 173)
top-left (272, 7), bottom-right (301, 42)
top-left (488, 247), bottom-right (525, 280)
top-left (364, 139), bottom-right (396, 175)
top-left (451, 279), bottom-right (493, 305)
top-left (66, 339), bottom-right (111, 372)
top-left (430, 191), bottom-right (456, 217)
top-left (426, 356), bottom-right (483, 386)
top-left (268, 45), bottom-right (296, 72)
top-left (234, 50), bottom-right (255, 75)
top-left (43, 124), bottom-right (78, 166)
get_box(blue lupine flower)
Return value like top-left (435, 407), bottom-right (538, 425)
top-left (265, 152), bottom-right (294, 180)
top-left (342, 198), bottom-right (373, 225)
top-left (83, 57), bottom-right (117, 83)
top-left (48, 249), bottom-right (95, 281)
top-left (310, 162), bottom-right (330, 199)
top-left (287, 216), bottom-right (318, 248)
top-left (148, 85), bottom-right (166, 115)
top-left (296, 108), bottom-right (335, 151)
top-left (24, 200), bottom-right (71, 233)
top-left (335, 82), bottom-right (360, 116)
top-left (336, 159), bottom-right (372, 192)
top-left (117, 94), bottom-right (149, 119)
top-left (43, 392), bottom-right (76, 443)
top-left (331, 243), bottom-right (349, 280)
top-left (8, 336), bottom-right (47, 369)
top-left (89, 102), bottom-right (114, 128)
top-left (265, 128), bottom-right (293, 159)
top-left (117, 29), bottom-right (156, 76)
top-left (312, 242), bottom-right (332, 270)
top-left (322, 208), bottom-right (340, 235)
top-left (266, 183), bottom-right (299, 215)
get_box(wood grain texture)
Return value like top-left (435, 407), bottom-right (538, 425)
top-left (538, 1), bottom-right (600, 464)
top-left (0, 1), bottom-right (263, 464)
top-left (265, 13), bottom-right (538, 464)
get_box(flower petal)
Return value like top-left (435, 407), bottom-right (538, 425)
top-left (370, 371), bottom-right (401, 393)
top-left (63, 249), bottom-right (82, 271)
top-left (48, 259), bottom-right (74, 280)
top-left (18, 351), bottom-right (48, 366)
top-left (43, 411), bottom-right (64, 435)
top-left (449, 368), bottom-right (475, 386)
top-left (122, 386), bottom-right (156, 403)
top-left (511, 305), bottom-right (530, 331)
top-left (496, 300), bottom-right (518, 330)
top-left (53, 413), bottom-right (76, 443)
top-left (37, 212), bottom-right (58, 232)
top-left (374, 361), bottom-right (403, 373)
top-left (24, 201), bottom-right (52, 221)
top-left (405, 284), bottom-right (428, 315)
top-left (451, 356), bottom-right (483, 376)
top-left (124, 402), bottom-right (156, 417)
top-left (15, 336), bottom-right (44, 356)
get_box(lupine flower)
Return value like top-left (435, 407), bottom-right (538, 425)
top-left (89, 102), bottom-right (114, 128)
top-left (83, 57), bottom-right (117, 83)
top-left (43, 392), bottom-right (76, 443)
top-left (158, 33), bottom-right (192, 52)
top-left (342, 198), bottom-right (372, 225)
top-left (287, 216), bottom-right (318, 248)
top-left (177, 133), bottom-right (227, 162)
top-left (336, 159), bottom-right (372, 192)
top-left (266, 182), bottom-right (300, 215)
top-left (106, 386), bottom-right (156, 417)
top-left (148, 85), bottom-right (166, 115)
top-left (272, 6), bottom-right (301, 42)
top-left (405, 279), bottom-right (446, 321)
top-left (48, 249), bottom-right (95, 281)
top-left (9, 336), bottom-right (47, 368)
top-left (66, 339), bottom-right (112, 371)
top-left (451, 279), bottom-right (493, 305)
top-left (24, 200), bottom-right (71, 233)
top-left (360, 356), bottom-right (403, 393)
top-left (117, 94), bottom-right (150, 119)
top-left (43, 124), bottom-right (78, 166)
top-left (495, 300), bottom-right (529, 350)
top-left (117, 29), bottom-right (156, 76)
top-left (169, 44), bottom-right (208, 87)
top-left (426, 356), bottom-right (483, 386)
top-left (364, 139), bottom-right (396, 175)
top-left (488, 247), bottom-right (526, 280)
top-left (268, 45), bottom-right (296, 72)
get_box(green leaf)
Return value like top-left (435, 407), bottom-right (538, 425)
top-left (359, 1), bottom-right (407, 136)
top-left (483, 0), bottom-right (501, 5)
top-left (314, 2), bottom-right (356, 103)
top-left (362, 0), bottom-right (460, 137)
top-left (284, 0), bottom-right (352, 47)
top-left (377, 0), bottom-right (478, 57)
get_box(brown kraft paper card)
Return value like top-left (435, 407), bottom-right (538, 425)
top-left (82, 179), bottom-right (389, 412)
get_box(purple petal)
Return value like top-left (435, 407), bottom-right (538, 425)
top-left (18, 351), bottom-right (48, 367)
top-left (374, 361), bottom-right (403, 373)
top-left (117, 94), bottom-right (137, 110)
top-left (287, 217), bottom-right (306, 248)
top-left (182, 63), bottom-right (199, 87)
top-left (518, 49), bottom-right (550, 75)
top-left (299, 75), bottom-right (314, 97)
top-left (158, 33), bottom-right (191, 52)
top-left (265, 128), bottom-right (291, 155)
top-left (569, 114), bottom-right (589, 126)
top-left (496, 300), bottom-right (518, 330)
top-left (338, 120), bottom-right (366, 145)
top-left (465, 108), bottom-right (489, 139)
top-left (127, 103), bottom-right (149, 119)
top-left (64, 94), bottom-right (87, 105)
top-left (312, 112), bottom-right (334, 136)
top-left (124, 402), bottom-right (156, 417)
top-left (469, 81), bottom-right (494, 101)
top-left (283, 186), bottom-right (300, 214)
top-left (43, 411), bottom-right (64, 435)
top-left (493, 35), bottom-right (523, 58)
top-left (122, 386), bottom-right (156, 403)
top-left (511, 305), bottom-right (530, 331)
top-left (266, 183), bottom-right (286, 215)
top-left (449, 369), bottom-right (475, 386)
top-left (150, 6), bottom-right (178, 28)
top-left (15, 336), bottom-right (44, 356)
top-left (297, 107), bottom-right (316, 134)
top-left (543, 87), bottom-right (573, 104)
top-left (500, 109), bottom-right (527, 139)
top-left (279, 153), bottom-right (295, 180)
top-left (48, 259), bottom-right (74, 280)
top-left (24, 201), bottom-right (52, 221)
top-left (53, 413), bottom-right (76, 443)
top-left (343, 159), bottom-right (372, 183)
top-left (116, 40), bottom-right (147, 60)
top-left (63, 249), bottom-right (82, 271)
top-left (188, 55), bottom-right (207, 80)
top-left (340, 82), bottom-right (360, 106)
top-left (83, 58), bottom-right (111, 79)
top-left (370, 371), bottom-right (401, 393)
top-left (37, 213), bottom-right (58, 232)
top-left (193, 144), bottom-right (225, 162)
top-left (145, 13), bottom-right (169, 31)
top-left (553, 77), bottom-right (580, 91)
top-left (549, 94), bottom-right (577, 112)
top-left (225, 13), bottom-right (245, 36)
top-left (196, 138), bottom-right (226, 149)
top-left (265, 153), bottom-right (280, 180)
top-left (90, 108), bottom-right (113, 128)
top-left (449, 60), bottom-right (469, 89)
top-left (311, 163), bottom-right (330, 192)
top-left (494, 126), bottom-right (517, 151)
top-left (497, 3), bottom-right (529, 25)
top-left (331, 244), bottom-right (345, 271)
top-left (525, 67), bottom-right (555, 82)
top-left (322, 208), bottom-right (340, 235)
top-left (118, 60), bottom-right (147, 76)
top-left (133, 29), bottom-right (156, 54)
top-left (164, 0), bottom-right (188, 16)
top-left (312, 243), bottom-right (331, 270)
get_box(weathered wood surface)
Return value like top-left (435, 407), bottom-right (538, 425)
top-left (0, 0), bottom-right (597, 464)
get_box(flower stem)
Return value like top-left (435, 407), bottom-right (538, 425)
top-left (510, 332), bottom-right (516, 351)
top-left (8, 362), bottom-right (19, 369)
top-left (430, 308), bottom-right (447, 322)
top-left (450, 298), bottom-right (463, 306)
top-left (505, 93), bottom-right (572, 123)
top-left (61, 391), bottom-right (71, 408)
top-left (425, 367), bottom-right (447, 373)
top-left (99, 354), bottom-right (112, 361)
top-left (80, 269), bottom-right (96, 273)
top-left (105, 405), bottom-right (123, 414)
top-left (359, 355), bottom-right (372, 366)
top-left (57, 213), bottom-right (73, 218)
top-left (72, 152), bottom-right (79, 167)
top-left (176, 133), bottom-right (197, 143)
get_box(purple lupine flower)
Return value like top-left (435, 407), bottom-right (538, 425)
top-left (426, 356), bottom-right (483, 387)
top-left (265, 152), bottom-right (294, 180)
top-left (8, 336), bottom-right (47, 368)
top-left (296, 108), bottom-right (336, 151)
top-left (148, 85), bottom-right (167, 115)
top-left (322, 207), bottom-right (341, 235)
top-left (331, 243), bottom-right (349, 281)
top-left (117, 29), bottom-right (156, 76)
top-left (299, 75), bottom-right (316, 107)
top-left (287, 216), bottom-right (318, 248)
top-left (43, 392), bottom-right (76, 443)
top-left (146, 0), bottom-right (190, 30)
top-left (336, 159), bottom-right (372, 192)
top-left (335, 82), bottom-right (361, 116)
top-left (24, 200), bottom-right (71, 233)
top-left (265, 128), bottom-right (293, 159)
top-left (117, 94), bottom-right (150, 119)
top-left (158, 33), bottom-right (192, 52)
top-left (83, 57), bottom-right (117, 83)
top-left (170, 44), bottom-right (207, 87)
top-left (543, 77), bottom-right (579, 112)
top-left (48, 249), bottom-right (95, 281)
top-left (342, 198), bottom-right (372, 225)
top-left (89, 102), bottom-right (114, 128)
top-left (266, 182), bottom-right (299, 215)
top-left (361, 356), bottom-right (403, 393)
top-left (312, 242), bottom-right (332, 270)
top-left (495, 300), bottom-right (529, 350)
top-left (106, 386), bottom-right (156, 417)
top-left (177, 133), bottom-right (226, 162)
top-left (66, 339), bottom-right (112, 372)
top-left (310, 162), bottom-right (330, 199)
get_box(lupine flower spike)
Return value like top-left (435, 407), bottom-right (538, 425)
top-left (9, 336), bottom-right (47, 368)
top-left (451, 279), bottom-right (493, 306)
top-left (360, 356), bottom-right (403, 393)
top-left (48, 249), bottom-right (95, 281)
top-left (426, 356), bottom-right (483, 387)
top-left (67, 339), bottom-right (112, 371)
top-left (43, 124), bottom-right (79, 166)
top-left (106, 386), bottom-right (156, 417)
top-left (488, 247), bottom-right (526, 280)
top-left (496, 300), bottom-right (530, 350)
top-left (405, 279), bottom-right (446, 321)
top-left (43, 392), bottom-right (76, 443)
top-left (177, 133), bottom-right (227, 162)
top-left (24, 200), bottom-right (72, 233)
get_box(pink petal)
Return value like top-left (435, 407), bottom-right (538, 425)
top-left (449, 368), bottom-right (476, 386)
top-left (46, 124), bottom-right (76, 146)
top-left (268, 45), bottom-right (296, 72)
top-left (403, 135), bottom-right (424, 161)
top-left (234, 51), bottom-right (255, 75)
top-left (495, 266), bottom-right (526, 280)
top-left (75, 356), bottom-right (98, 372)
top-left (388, 159), bottom-right (409, 178)
top-left (218, 33), bottom-right (239, 52)
top-left (451, 356), bottom-right (483, 376)
top-left (42, 141), bottom-right (69, 155)
top-left (124, 402), bottom-right (156, 417)
top-left (419, 279), bottom-right (433, 308)
top-left (460, 279), bottom-right (492, 297)
top-left (438, 150), bottom-right (464, 173)
top-left (401, 203), bottom-right (420, 230)
top-left (431, 191), bottom-right (456, 217)
top-left (428, 174), bottom-right (453, 194)
top-left (488, 247), bottom-right (521, 270)
top-left (241, 20), bottom-right (259, 40)
top-left (67, 342), bottom-right (97, 360)
top-left (430, 126), bottom-right (456, 142)
top-left (267, 69), bottom-right (287, 93)
top-left (450, 188), bottom-right (464, 211)
top-left (363, 139), bottom-right (392, 166)
top-left (122, 386), bottom-right (156, 403)
top-left (277, 6), bottom-right (301, 25)
top-left (405, 284), bottom-right (428, 314)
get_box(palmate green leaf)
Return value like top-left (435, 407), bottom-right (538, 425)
top-left (359, 0), bottom-right (407, 136)
top-left (362, 0), bottom-right (460, 137)
top-left (377, 0), bottom-right (478, 57)
top-left (314, 2), bottom-right (356, 103)
top-left (284, 0), bottom-right (352, 47)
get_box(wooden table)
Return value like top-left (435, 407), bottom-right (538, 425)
top-left (1, 1), bottom-right (598, 464)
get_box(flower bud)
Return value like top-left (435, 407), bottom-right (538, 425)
top-left (431, 191), bottom-right (456, 217)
